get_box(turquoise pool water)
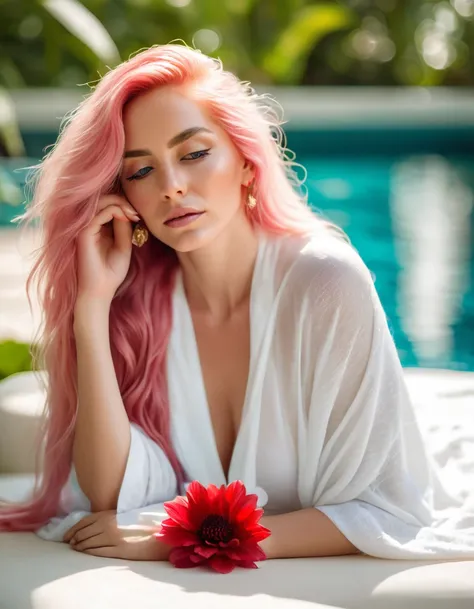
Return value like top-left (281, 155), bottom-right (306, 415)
top-left (303, 153), bottom-right (474, 372)
top-left (1, 141), bottom-right (473, 371)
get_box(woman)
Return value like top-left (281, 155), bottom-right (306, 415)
top-left (1, 44), bottom-right (473, 562)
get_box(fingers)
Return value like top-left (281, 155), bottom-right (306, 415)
top-left (75, 535), bottom-right (163, 561)
top-left (63, 513), bottom-right (98, 542)
top-left (81, 546), bottom-right (120, 558)
top-left (71, 521), bottom-right (104, 546)
top-left (113, 212), bottom-right (134, 254)
top-left (97, 196), bottom-right (140, 224)
top-left (97, 194), bottom-right (135, 214)
top-left (86, 205), bottom-right (139, 237)
top-left (73, 531), bottom-right (110, 552)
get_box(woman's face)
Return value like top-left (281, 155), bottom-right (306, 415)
top-left (120, 86), bottom-right (253, 252)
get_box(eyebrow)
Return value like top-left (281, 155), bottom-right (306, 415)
top-left (123, 127), bottom-right (213, 159)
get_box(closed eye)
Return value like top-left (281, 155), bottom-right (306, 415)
top-left (126, 149), bottom-right (211, 182)
top-left (126, 167), bottom-right (152, 181)
top-left (182, 148), bottom-right (211, 161)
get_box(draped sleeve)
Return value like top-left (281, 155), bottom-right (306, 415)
top-left (36, 423), bottom-right (178, 541)
top-left (296, 237), bottom-right (474, 559)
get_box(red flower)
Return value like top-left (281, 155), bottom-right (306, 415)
top-left (154, 480), bottom-right (271, 574)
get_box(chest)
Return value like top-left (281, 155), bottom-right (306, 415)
top-left (191, 306), bottom-right (250, 480)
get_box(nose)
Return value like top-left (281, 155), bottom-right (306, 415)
top-left (158, 166), bottom-right (186, 201)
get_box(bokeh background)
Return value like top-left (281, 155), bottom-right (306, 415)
top-left (1, 0), bottom-right (473, 378)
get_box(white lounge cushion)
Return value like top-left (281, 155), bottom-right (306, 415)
top-left (0, 371), bottom-right (46, 474)
top-left (0, 526), bottom-right (474, 609)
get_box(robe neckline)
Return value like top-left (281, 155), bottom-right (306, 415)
top-left (170, 228), bottom-right (271, 492)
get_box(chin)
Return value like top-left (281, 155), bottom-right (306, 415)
top-left (158, 227), bottom-right (217, 253)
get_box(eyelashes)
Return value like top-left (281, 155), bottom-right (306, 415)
top-left (126, 149), bottom-right (211, 182)
top-left (184, 149), bottom-right (211, 161)
top-left (127, 167), bottom-right (152, 181)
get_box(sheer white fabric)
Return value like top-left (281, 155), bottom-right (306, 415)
top-left (37, 230), bottom-right (474, 558)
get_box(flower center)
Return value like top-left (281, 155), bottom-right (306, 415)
top-left (198, 514), bottom-right (234, 545)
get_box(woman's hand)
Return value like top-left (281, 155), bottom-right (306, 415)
top-left (63, 510), bottom-right (171, 561)
top-left (76, 194), bottom-right (141, 302)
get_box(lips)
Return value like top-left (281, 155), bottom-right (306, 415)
top-left (165, 212), bottom-right (195, 224)
top-left (164, 211), bottom-right (205, 229)
top-left (164, 208), bottom-right (203, 224)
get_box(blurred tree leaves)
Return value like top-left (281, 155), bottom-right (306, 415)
top-left (43, 0), bottom-right (120, 65)
top-left (0, 87), bottom-right (25, 208)
top-left (0, 340), bottom-right (33, 380)
top-left (263, 3), bottom-right (355, 83)
top-left (0, 0), bottom-right (473, 88)
top-left (302, 0), bottom-right (474, 86)
top-left (1, 0), bottom-right (119, 87)
top-left (0, 88), bottom-right (24, 156)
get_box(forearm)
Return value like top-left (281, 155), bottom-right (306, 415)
top-left (259, 508), bottom-right (361, 560)
top-left (73, 297), bottom-right (131, 512)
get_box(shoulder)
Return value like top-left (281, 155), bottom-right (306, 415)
top-left (274, 232), bottom-right (375, 309)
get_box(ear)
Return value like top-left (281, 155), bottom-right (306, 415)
top-left (241, 160), bottom-right (255, 187)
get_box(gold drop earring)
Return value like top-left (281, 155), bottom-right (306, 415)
top-left (132, 221), bottom-right (149, 248)
top-left (247, 181), bottom-right (257, 210)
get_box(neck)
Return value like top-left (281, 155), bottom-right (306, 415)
top-left (177, 216), bottom-right (260, 323)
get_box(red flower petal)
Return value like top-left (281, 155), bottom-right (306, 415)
top-left (240, 507), bottom-right (264, 528)
top-left (216, 485), bottom-right (228, 516)
top-left (169, 546), bottom-right (205, 569)
top-left (208, 555), bottom-right (237, 574)
top-left (205, 484), bottom-right (222, 514)
top-left (243, 524), bottom-right (272, 543)
top-left (194, 545), bottom-right (218, 559)
top-left (237, 560), bottom-right (258, 569)
top-left (185, 481), bottom-right (213, 528)
top-left (163, 496), bottom-right (194, 530)
top-left (224, 541), bottom-right (266, 563)
top-left (218, 538), bottom-right (240, 549)
top-left (239, 538), bottom-right (268, 559)
top-left (248, 544), bottom-right (267, 562)
top-left (234, 494), bottom-right (258, 523)
top-left (159, 517), bottom-right (178, 528)
top-left (185, 480), bottom-right (208, 501)
top-left (189, 553), bottom-right (205, 563)
top-left (155, 526), bottom-right (199, 547)
top-left (225, 480), bottom-right (246, 499)
top-left (224, 481), bottom-right (247, 520)
top-left (161, 480), bottom-right (271, 574)
top-left (233, 518), bottom-right (266, 542)
top-left (224, 549), bottom-right (248, 561)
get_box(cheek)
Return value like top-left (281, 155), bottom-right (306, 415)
top-left (201, 152), bottom-right (241, 190)
top-left (122, 182), bottom-right (154, 213)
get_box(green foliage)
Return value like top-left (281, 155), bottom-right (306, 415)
top-left (0, 87), bottom-right (25, 212)
top-left (0, 339), bottom-right (35, 381)
top-left (0, 0), bottom-right (473, 88)
top-left (263, 4), bottom-right (355, 83)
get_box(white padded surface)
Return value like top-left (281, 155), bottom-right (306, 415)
top-left (0, 528), bottom-right (473, 609)
top-left (0, 371), bottom-right (46, 474)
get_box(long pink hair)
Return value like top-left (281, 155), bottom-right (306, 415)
top-left (0, 44), bottom-right (345, 531)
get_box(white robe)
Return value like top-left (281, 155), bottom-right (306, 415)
top-left (37, 229), bottom-right (474, 559)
